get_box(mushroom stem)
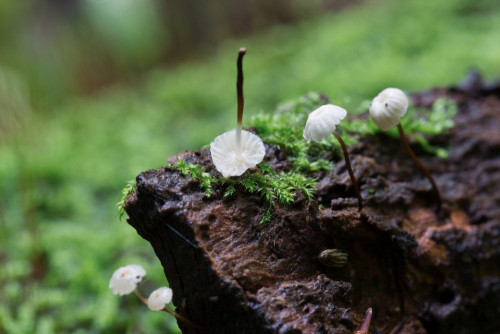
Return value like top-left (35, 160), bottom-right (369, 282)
top-left (334, 132), bottom-right (363, 211)
top-left (134, 289), bottom-right (203, 329)
top-left (162, 306), bottom-right (203, 330)
top-left (397, 124), bottom-right (441, 212)
top-left (236, 47), bottom-right (246, 151)
top-left (134, 289), bottom-right (148, 304)
top-left (355, 308), bottom-right (373, 334)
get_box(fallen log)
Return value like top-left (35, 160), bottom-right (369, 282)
top-left (125, 72), bottom-right (500, 333)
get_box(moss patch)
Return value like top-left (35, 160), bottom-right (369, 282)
top-left (169, 159), bottom-right (315, 224)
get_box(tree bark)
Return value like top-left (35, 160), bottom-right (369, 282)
top-left (125, 72), bottom-right (500, 333)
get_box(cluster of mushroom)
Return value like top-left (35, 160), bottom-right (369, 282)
top-left (109, 264), bottom-right (200, 328)
top-left (210, 48), bottom-right (441, 212)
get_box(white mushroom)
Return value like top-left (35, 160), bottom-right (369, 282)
top-left (303, 104), bottom-right (347, 142)
top-left (369, 88), bottom-right (409, 131)
top-left (210, 129), bottom-right (265, 177)
top-left (109, 264), bottom-right (146, 296)
top-left (210, 48), bottom-right (265, 177)
top-left (147, 287), bottom-right (173, 311)
top-left (303, 104), bottom-right (362, 211)
top-left (369, 87), bottom-right (441, 212)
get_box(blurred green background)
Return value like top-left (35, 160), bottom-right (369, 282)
top-left (0, 0), bottom-right (499, 332)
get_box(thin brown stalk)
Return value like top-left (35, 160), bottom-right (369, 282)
top-left (236, 48), bottom-right (246, 128)
top-left (397, 124), bottom-right (441, 212)
top-left (236, 48), bottom-right (246, 149)
top-left (134, 289), bottom-right (148, 304)
top-left (334, 132), bottom-right (363, 211)
top-left (163, 306), bottom-right (203, 330)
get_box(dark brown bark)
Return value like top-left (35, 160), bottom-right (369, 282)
top-left (125, 72), bottom-right (500, 333)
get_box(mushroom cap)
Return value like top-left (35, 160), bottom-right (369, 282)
top-left (369, 88), bottom-right (409, 131)
top-left (303, 104), bottom-right (347, 142)
top-left (109, 264), bottom-right (146, 296)
top-left (147, 287), bottom-right (173, 311)
top-left (210, 129), bottom-right (265, 177)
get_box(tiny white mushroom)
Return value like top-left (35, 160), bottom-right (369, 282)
top-left (303, 104), bottom-right (362, 211)
top-left (147, 287), bottom-right (173, 311)
top-left (303, 104), bottom-right (347, 142)
top-left (369, 88), bottom-right (409, 131)
top-left (109, 264), bottom-right (146, 296)
top-left (210, 129), bottom-right (265, 177)
top-left (210, 48), bottom-right (265, 177)
top-left (369, 87), bottom-right (441, 212)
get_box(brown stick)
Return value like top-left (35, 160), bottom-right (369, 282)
top-left (397, 124), bottom-right (441, 212)
top-left (354, 308), bottom-right (373, 334)
top-left (334, 132), bottom-right (363, 211)
top-left (236, 48), bottom-right (246, 128)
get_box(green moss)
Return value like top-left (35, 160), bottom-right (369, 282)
top-left (403, 98), bottom-right (458, 158)
top-left (170, 158), bottom-right (216, 197)
top-left (117, 179), bottom-right (136, 220)
top-left (224, 166), bottom-right (316, 223)
top-left (168, 159), bottom-right (316, 224)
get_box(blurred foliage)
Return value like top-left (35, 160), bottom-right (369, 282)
top-left (1, 0), bottom-right (500, 332)
top-left (0, 0), bottom-right (328, 108)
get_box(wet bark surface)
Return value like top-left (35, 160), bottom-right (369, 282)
top-left (125, 72), bottom-right (500, 334)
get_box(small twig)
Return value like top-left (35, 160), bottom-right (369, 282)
top-left (397, 124), bottom-right (441, 212)
top-left (334, 132), bottom-right (363, 211)
top-left (354, 308), bottom-right (373, 334)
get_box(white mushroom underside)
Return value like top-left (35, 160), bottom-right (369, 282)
top-left (369, 88), bottom-right (409, 131)
top-left (210, 129), bottom-right (265, 177)
top-left (303, 104), bottom-right (347, 142)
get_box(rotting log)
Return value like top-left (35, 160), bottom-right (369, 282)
top-left (125, 72), bottom-right (500, 333)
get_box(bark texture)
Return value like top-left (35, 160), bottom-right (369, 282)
top-left (125, 72), bottom-right (500, 333)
